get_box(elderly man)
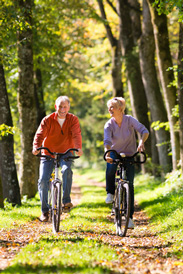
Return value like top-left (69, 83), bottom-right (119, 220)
top-left (32, 96), bottom-right (83, 221)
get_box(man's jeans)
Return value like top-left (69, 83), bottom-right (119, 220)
top-left (106, 153), bottom-right (135, 218)
top-left (38, 154), bottom-right (73, 213)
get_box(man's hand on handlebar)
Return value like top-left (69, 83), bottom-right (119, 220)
top-left (76, 148), bottom-right (83, 157)
top-left (32, 149), bottom-right (40, 155)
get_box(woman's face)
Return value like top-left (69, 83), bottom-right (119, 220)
top-left (108, 103), bottom-right (122, 118)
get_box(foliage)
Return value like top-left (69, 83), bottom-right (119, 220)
top-left (151, 120), bottom-right (170, 131)
top-left (153, 0), bottom-right (183, 20)
top-left (0, 124), bottom-right (15, 139)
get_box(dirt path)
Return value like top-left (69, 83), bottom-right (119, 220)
top-left (0, 179), bottom-right (183, 273)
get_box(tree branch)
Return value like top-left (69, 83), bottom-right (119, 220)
top-left (97, 0), bottom-right (117, 47)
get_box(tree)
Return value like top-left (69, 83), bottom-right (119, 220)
top-left (0, 61), bottom-right (21, 205)
top-left (34, 62), bottom-right (46, 126)
top-left (16, 0), bottom-right (37, 197)
top-left (116, 0), bottom-right (151, 157)
top-left (178, 21), bottom-right (183, 173)
top-left (139, 0), bottom-right (172, 173)
top-left (147, 0), bottom-right (180, 170)
top-left (0, 172), bottom-right (3, 208)
top-left (96, 0), bottom-right (123, 97)
top-left (0, 1), bottom-right (21, 205)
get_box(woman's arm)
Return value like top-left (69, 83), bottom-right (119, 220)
top-left (137, 132), bottom-right (149, 152)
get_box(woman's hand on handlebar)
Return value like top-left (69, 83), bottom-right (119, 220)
top-left (106, 156), bottom-right (114, 164)
top-left (105, 149), bottom-right (114, 163)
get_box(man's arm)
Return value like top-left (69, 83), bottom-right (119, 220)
top-left (71, 115), bottom-right (82, 154)
top-left (32, 117), bottom-right (49, 155)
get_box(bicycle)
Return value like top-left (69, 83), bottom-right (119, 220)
top-left (104, 150), bottom-right (146, 237)
top-left (37, 146), bottom-right (80, 233)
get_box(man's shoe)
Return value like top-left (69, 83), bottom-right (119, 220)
top-left (63, 202), bottom-right (73, 213)
top-left (64, 202), bottom-right (73, 208)
top-left (39, 212), bottom-right (49, 222)
top-left (128, 218), bottom-right (135, 229)
top-left (105, 193), bottom-right (114, 204)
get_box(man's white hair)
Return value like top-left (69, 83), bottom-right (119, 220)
top-left (55, 96), bottom-right (70, 106)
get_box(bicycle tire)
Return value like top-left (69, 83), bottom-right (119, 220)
top-left (48, 183), bottom-right (52, 222)
top-left (115, 182), bottom-right (130, 237)
top-left (114, 187), bottom-right (120, 234)
top-left (52, 180), bottom-right (62, 233)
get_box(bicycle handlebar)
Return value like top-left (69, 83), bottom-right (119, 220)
top-left (103, 150), bottom-right (146, 164)
top-left (36, 147), bottom-right (80, 160)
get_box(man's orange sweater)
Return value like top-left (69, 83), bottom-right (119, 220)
top-left (33, 112), bottom-right (82, 155)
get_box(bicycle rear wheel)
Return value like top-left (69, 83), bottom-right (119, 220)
top-left (116, 182), bottom-right (130, 237)
top-left (52, 180), bottom-right (62, 233)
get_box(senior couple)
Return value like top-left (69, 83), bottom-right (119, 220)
top-left (32, 96), bottom-right (149, 228)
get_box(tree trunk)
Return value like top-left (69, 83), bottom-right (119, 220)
top-left (17, 0), bottom-right (37, 198)
top-left (111, 40), bottom-right (124, 97)
top-left (34, 66), bottom-right (46, 126)
top-left (116, 0), bottom-right (151, 157)
top-left (0, 172), bottom-right (3, 208)
top-left (128, 0), bottom-right (141, 43)
top-left (0, 60), bottom-right (21, 205)
top-left (97, 0), bottom-right (124, 97)
top-left (139, 0), bottom-right (172, 174)
top-left (178, 21), bottom-right (183, 173)
top-left (148, 0), bottom-right (180, 170)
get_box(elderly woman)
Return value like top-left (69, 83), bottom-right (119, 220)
top-left (104, 97), bottom-right (149, 228)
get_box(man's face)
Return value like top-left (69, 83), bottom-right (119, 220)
top-left (55, 100), bottom-right (70, 119)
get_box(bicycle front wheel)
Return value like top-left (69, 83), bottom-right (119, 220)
top-left (52, 180), bottom-right (62, 233)
top-left (117, 182), bottom-right (130, 237)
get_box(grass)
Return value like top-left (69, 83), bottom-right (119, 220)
top-left (5, 237), bottom-right (117, 274)
top-left (1, 168), bottom-right (118, 274)
top-left (0, 166), bottom-right (183, 274)
top-left (0, 194), bottom-right (41, 229)
top-left (135, 170), bottom-right (183, 258)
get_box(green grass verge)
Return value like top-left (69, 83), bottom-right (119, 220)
top-left (135, 170), bottom-right (183, 258)
top-left (0, 194), bottom-right (41, 229)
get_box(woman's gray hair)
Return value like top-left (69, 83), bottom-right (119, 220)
top-left (55, 96), bottom-right (70, 106)
top-left (107, 97), bottom-right (126, 113)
